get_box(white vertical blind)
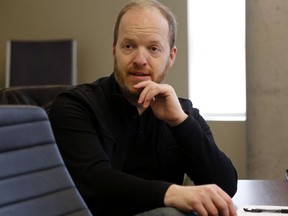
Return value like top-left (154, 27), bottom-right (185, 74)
top-left (188, 0), bottom-right (246, 121)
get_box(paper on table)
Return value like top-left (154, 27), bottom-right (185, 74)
top-left (238, 206), bottom-right (288, 216)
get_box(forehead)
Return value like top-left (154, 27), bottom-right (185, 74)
top-left (118, 7), bottom-right (169, 42)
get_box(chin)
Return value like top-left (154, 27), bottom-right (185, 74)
top-left (127, 87), bottom-right (141, 97)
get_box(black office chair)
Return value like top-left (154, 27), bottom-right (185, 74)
top-left (0, 85), bottom-right (70, 112)
top-left (0, 105), bottom-right (92, 216)
top-left (5, 39), bottom-right (77, 87)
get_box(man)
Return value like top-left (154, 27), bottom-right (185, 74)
top-left (49, 0), bottom-right (238, 215)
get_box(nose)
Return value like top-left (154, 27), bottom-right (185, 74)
top-left (133, 48), bottom-right (148, 67)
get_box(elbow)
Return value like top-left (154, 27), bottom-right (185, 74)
top-left (225, 169), bottom-right (238, 197)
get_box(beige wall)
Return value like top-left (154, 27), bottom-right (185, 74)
top-left (0, 0), bottom-right (247, 178)
top-left (208, 121), bottom-right (246, 179)
top-left (0, 0), bottom-right (188, 95)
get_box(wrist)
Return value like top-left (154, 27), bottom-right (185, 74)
top-left (167, 113), bottom-right (188, 127)
top-left (164, 184), bottom-right (180, 207)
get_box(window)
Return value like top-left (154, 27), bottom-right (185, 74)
top-left (188, 0), bottom-right (246, 121)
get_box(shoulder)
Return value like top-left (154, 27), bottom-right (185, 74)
top-left (54, 75), bottom-right (121, 113)
top-left (61, 75), bottom-right (116, 100)
top-left (68, 76), bottom-right (111, 93)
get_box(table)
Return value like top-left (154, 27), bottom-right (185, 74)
top-left (233, 180), bottom-right (288, 208)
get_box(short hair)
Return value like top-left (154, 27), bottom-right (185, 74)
top-left (113, 0), bottom-right (177, 50)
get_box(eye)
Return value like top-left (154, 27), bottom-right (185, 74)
top-left (149, 46), bottom-right (161, 56)
top-left (124, 43), bottom-right (132, 49)
top-left (121, 42), bottom-right (134, 50)
top-left (120, 42), bottom-right (135, 54)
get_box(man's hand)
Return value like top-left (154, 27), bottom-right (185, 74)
top-left (134, 81), bottom-right (188, 126)
top-left (164, 184), bottom-right (237, 216)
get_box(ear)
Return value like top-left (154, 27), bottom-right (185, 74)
top-left (168, 46), bottom-right (177, 68)
top-left (112, 45), bottom-right (116, 57)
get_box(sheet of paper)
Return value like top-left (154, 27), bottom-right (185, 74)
top-left (238, 205), bottom-right (288, 216)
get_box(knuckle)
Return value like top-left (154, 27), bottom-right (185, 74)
top-left (205, 184), bottom-right (217, 193)
top-left (210, 210), bottom-right (219, 216)
top-left (219, 202), bottom-right (228, 211)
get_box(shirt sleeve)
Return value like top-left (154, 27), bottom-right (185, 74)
top-left (169, 102), bottom-right (238, 197)
top-left (48, 92), bottom-right (172, 215)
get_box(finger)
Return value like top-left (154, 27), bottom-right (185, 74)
top-left (137, 86), bottom-right (151, 106)
top-left (212, 188), bottom-right (236, 216)
top-left (133, 80), bottom-right (150, 88)
top-left (216, 187), bottom-right (237, 215)
top-left (142, 96), bottom-right (155, 108)
top-left (223, 197), bottom-right (237, 216)
top-left (191, 203), bottom-right (208, 216)
top-left (214, 199), bottom-right (236, 216)
top-left (137, 85), bottom-right (158, 106)
top-left (203, 200), bottom-right (219, 216)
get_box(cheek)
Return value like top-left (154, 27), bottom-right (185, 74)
top-left (115, 52), bottom-right (130, 69)
top-left (155, 56), bottom-right (169, 71)
top-left (153, 57), bottom-right (170, 81)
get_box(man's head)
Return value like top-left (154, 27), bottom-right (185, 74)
top-left (113, 0), bottom-right (177, 50)
top-left (113, 0), bottom-right (177, 98)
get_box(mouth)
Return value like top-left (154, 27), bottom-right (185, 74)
top-left (129, 71), bottom-right (150, 77)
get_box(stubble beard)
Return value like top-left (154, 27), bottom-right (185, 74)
top-left (113, 61), bottom-right (140, 102)
top-left (113, 59), bottom-right (170, 101)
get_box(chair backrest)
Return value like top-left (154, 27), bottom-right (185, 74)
top-left (0, 85), bottom-right (70, 112)
top-left (0, 105), bottom-right (92, 216)
top-left (6, 39), bottom-right (77, 87)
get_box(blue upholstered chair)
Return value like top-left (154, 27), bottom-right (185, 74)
top-left (0, 105), bottom-right (92, 216)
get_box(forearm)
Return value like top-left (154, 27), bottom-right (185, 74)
top-left (170, 114), bottom-right (238, 196)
